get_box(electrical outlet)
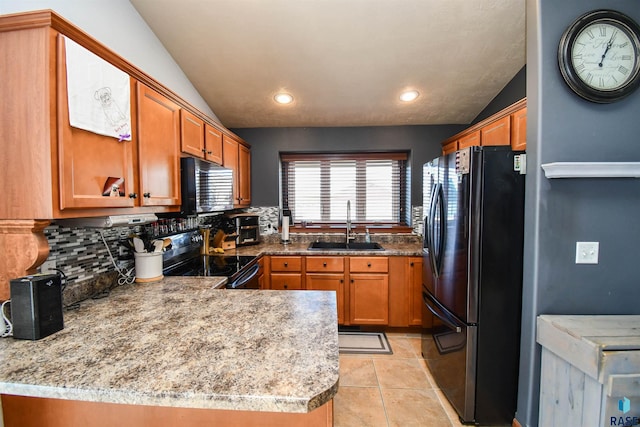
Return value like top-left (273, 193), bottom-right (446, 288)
top-left (575, 242), bottom-right (599, 264)
top-left (41, 259), bottom-right (57, 273)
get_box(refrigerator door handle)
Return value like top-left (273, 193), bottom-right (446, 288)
top-left (430, 184), bottom-right (445, 277)
top-left (422, 290), bottom-right (463, 333)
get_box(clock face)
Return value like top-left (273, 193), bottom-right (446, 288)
top-left (571, 21), bottom-right (638, 91)
top-left (559, 10), bottom-right (640, 103)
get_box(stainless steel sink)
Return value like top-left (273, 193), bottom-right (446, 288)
top-left (307, 241), bottom-right (384, 251)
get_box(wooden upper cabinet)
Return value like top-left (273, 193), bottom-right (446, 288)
top-left (458, 130), bottom-right (480, 150)
top-left (481, 115), bottom-right (510, 146)
top-left (440, 98), bottom-right (526, 156)
top-left (180, 109), bottom-right (205, 158)
top-left (56, 36), bottom-right (136, 210)
top-left (511, 106), bottom-right (527, 151)
top-left (136, 82), bottom-right (181, 207)
top-left (238, 143), bottom-right (251, 206)
top-left (442, 140), bottom-right (458, 155)
top-left (204, 124), bottom-right (223, 164)
top-left (223, 134), bottom-right (251, 207)
top-left (180, 111), bottom-right (224, 164)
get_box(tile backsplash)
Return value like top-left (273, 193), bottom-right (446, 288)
top-left (41, 206), bottom-right (425, 305)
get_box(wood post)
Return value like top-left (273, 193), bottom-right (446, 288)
top-left (0, 219), bottom-right (51, 300)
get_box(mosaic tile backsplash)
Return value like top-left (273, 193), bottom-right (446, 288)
top-left (41, 206), bottom-right (425, 306)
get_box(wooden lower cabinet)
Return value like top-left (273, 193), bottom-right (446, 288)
top-left (307, 274), bottom-right (345, 324)
top-left (408, 257), bottom-right (425, 326)
top-left (1, 395), bottom-right (333, 427)
top-left (306, 256), bottom-right (345, 324)
top-left (266, 255), bottom-right (426, 327)
top-left (349, 274), bottom-right (389, 325)
top-left (270, 273), bottom-right (303, 290)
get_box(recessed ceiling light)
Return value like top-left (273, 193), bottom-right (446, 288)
top-left (274, 93), bottom-right (294, 104)
top-left (400, 90), bottom-right (419, 102)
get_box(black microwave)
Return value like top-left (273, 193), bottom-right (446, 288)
top-left (180, 157), bottom-right (234, 215)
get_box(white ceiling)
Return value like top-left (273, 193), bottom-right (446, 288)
top-left (130, 0), bottom-right (526, 128)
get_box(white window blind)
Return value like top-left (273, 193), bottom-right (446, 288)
top-left (281, 152), bottom-right (409, 225)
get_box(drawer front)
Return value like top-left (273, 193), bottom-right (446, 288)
top-left (350, 257), bottom-right (388, 273)
top-left (270, 256), bottom-right (302, 272)
top-left (306, 256), bottom-right (344, 273)
top-left (270, 273), bottom-right (303, 290)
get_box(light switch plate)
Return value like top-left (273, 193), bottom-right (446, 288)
top-left (575, 242), bottom-right (599, 264)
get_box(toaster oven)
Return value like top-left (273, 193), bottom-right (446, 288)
top-left (227, 213), bottom-right (260, 246)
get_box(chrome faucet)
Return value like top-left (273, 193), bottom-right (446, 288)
top-left (346, 200), bottom-right (355, 244)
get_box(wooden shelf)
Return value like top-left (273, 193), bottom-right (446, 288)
top-left (541, 162), bottom-right (640, 178)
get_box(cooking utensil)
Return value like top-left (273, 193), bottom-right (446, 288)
top-left (152, 240), bottom-right (164, 253)
top-left (132, 237), bottom-right (145, 253)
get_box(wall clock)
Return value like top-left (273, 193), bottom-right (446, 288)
top-left (558, 9), bottom-right (640, 103)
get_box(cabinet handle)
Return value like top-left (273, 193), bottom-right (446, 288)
top-left (128, 193), bottom-right (137, 199)
top-left (143, 192), bottom-right (151, 198)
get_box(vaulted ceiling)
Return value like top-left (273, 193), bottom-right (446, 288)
top-left (130, 0), bottom-right (525, 128)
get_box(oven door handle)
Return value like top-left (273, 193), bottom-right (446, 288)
top-left (229, 263), bottom-right (259, 289)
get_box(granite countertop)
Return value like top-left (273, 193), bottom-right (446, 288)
top-left (0, 277), bottom-right (339, 413)
top-left (226, 239), bottom-right (423, 257)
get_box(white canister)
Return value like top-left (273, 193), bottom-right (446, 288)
top-left (134, 252), bottom-right (163, 283)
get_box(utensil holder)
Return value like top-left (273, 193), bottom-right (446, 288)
top-left (134, 252), bottom-right (163, 283)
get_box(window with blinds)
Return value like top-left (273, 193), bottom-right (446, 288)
top-left (280, 152), bottom-right (409, 226)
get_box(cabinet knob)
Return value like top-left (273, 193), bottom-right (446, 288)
top-left (202, 148), bottom-right (207, 153)
top-left (284, 284), bottom-right (288, 289)
top-left (128, 193), bottom-right (137, 199)
top-left (207, 150), bottom-right (213, 155)
top-left (143, 192), bottom-right (151, 198)
top-left (323, 262), bottom-right (327, 267)
top-left (284, 262), bottom-right (288, 267)
top-left (351, 279), bottom-right (354, 283)
top-left (410, 262), bottom-right (414, 267)
top-left (367, 262), bottom-right (372, 267)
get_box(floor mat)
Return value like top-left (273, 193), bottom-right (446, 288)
top-left (338, 331), bottom-right (393, 355)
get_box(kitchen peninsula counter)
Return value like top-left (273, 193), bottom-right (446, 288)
top-left (0, 277), bottom-right (339, 426)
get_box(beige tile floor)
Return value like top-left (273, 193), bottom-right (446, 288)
top-left (334, 331), bottom-right (466, 427)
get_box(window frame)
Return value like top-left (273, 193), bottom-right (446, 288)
top-left (280, 151), bottom-right (411, 232)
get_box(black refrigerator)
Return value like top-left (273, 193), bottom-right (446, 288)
top-left (421, 146), bottom-right (525, 425)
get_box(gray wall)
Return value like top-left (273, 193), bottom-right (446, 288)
top-left (0, 0), bottom-right (220, 122)
top-left (473, 66), bottom-right (527, 125)
top-left (518, 1), bottom-right (640, 426)
top-left (233, 125), bottom-right (464, 207)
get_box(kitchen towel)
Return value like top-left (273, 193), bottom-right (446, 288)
top-left (64, 36), bottom-right (131, 141)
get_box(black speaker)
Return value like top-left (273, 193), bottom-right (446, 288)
top-left (10, 274), bottom-right (64, 340)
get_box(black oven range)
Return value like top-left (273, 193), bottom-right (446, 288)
top-left (161, 230), bottom-right (259, 289)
